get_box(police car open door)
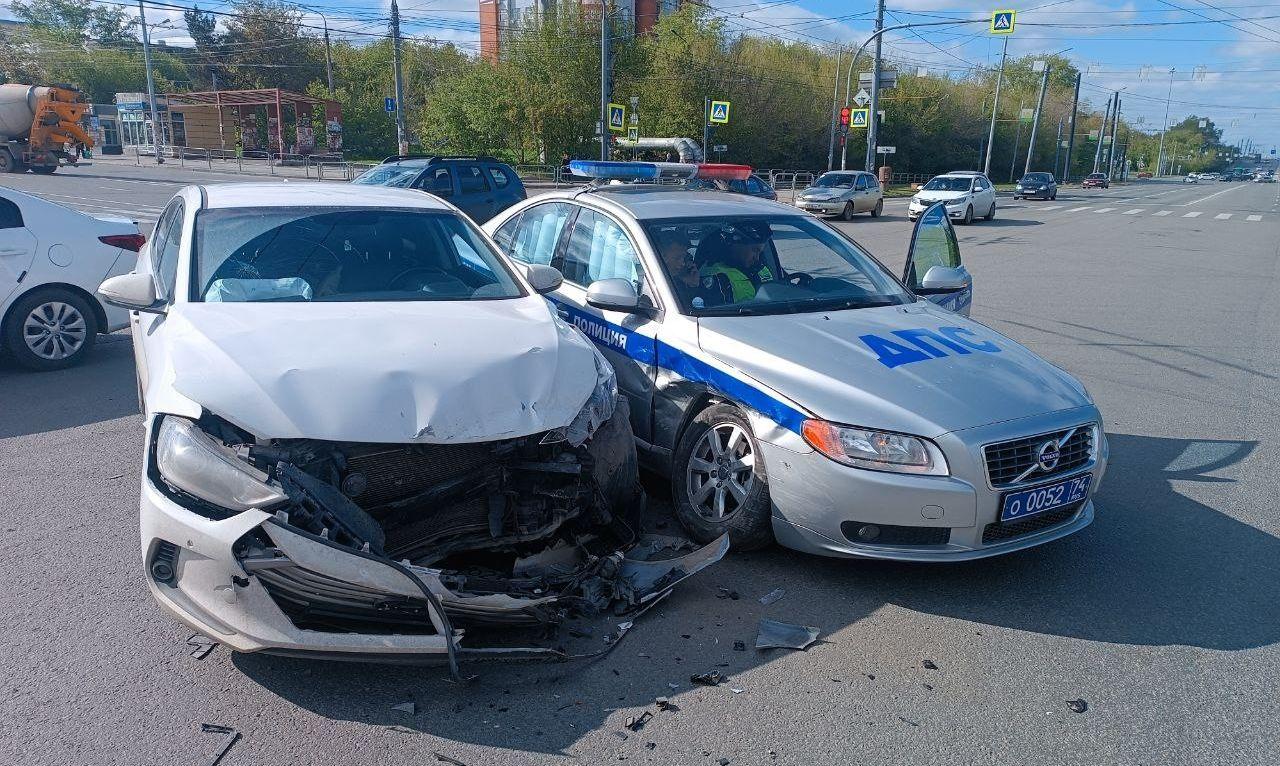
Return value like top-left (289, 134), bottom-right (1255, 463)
top-left (903, 201), bottom-right (973, 317)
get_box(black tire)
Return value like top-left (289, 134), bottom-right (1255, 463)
top-left (2, 287), bottom-right (98, 371)
top-left (961, 205), bottom-right (974, 225)
top-left (1012, 195), bottom-right (1020, 200)
top-left (984, 201), bottom-right (996, 221)
top-left (840, 201), bottom-right (855, 221)
top-left (0, 151), bottom-right (16, 173)
top-left (30, 165), bottom-right (56, 174)
top-left (672, 404), bottom-right (773, 551)
top-left (1051, 192), bottom-right (1057, 200)
top-left (870, 199), bottom-right (883, 218)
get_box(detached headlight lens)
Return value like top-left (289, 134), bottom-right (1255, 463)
top-left (155, 415), bottom-right (286, 511)
top-left (801, 420), bottom-right (948, 475)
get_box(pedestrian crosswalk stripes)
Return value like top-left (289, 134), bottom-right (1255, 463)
top-left (1247, 215), bottom-right (1262, 222)
top-left (1066, 206), bottom-right (1091, 212)
top-left (1041, 205), bottom-right (1062, 211)
top-left (1153, 210), bottom-right (1172, 216)
top-left (1123, 209), bottom-right (1144, 215)
top-left (1000, 204), bottom-right (1266, 223)
top-left (1094, 208), bottom-right (1116, 213)
top-left (1183, 212), bottom-right (1203, 218)
top-left (1214, 213), bottom-right (1232, 220)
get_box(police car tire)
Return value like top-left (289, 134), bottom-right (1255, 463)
top-left (672, 404), bottom-right (774, 552)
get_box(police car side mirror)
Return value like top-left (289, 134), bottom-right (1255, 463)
top-left (586, 278), bottom-right (640, 312)
top-left (524, 264), bottom-right (563, 294)
top-left (919, 265), bottom-right (971, 294)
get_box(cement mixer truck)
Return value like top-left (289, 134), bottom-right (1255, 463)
top-left (0, 84), bottom-right (94, 174)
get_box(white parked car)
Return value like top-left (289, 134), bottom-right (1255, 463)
top-left (1183, 174), bottom-right (1199, 183)
top-left (0, 186), bottom-right (143, 369)
top-left (98, 183), bottom-right (723, 662)
top-left (908, 171), bottom-right (997, 224)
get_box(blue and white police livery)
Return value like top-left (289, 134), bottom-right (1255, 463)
top-left (484, 161), bottom-right (1107, 561)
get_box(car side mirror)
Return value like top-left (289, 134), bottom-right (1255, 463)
top-left (98, 272), bottom-right (164, 314)
top-left (586, 278), bottom-right (640, 312)
top-left (919, 265), bottom-right (971, 293)
top-left (524, 263), bottom-right (563, 295)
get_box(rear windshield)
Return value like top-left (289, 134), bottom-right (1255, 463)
top-left (193, 207), bottom-right (523, 303)
top-left (352, 165), bottom-right (421, 188)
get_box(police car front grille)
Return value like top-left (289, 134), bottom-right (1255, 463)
top-left (982, 502), bottom-right (1083, 544)
top-left (984, 425), bottom-right (1094, 488)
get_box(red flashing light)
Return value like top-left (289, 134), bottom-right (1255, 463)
top-left (695, 163), bottom-right (752, 181)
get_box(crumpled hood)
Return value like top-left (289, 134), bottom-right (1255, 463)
top-left (697, 302), bottom-right (1092, 438)
top-left (164, 296), bottom-right (598, 443)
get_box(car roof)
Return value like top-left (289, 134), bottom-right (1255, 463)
top-left (200, 182), bottom-right (452, 211)
top-left (530, 186), bottom-right (795, 220)
top-left (932, 173), bottom-right (978, 180)
top-left (946, 170), bottom-right (983, 175)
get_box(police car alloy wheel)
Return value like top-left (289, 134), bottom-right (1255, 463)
top-left (673, 404), bottom-right (774, 551)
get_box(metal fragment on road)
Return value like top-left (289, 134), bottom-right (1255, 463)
top-left (690, 670), bottom-right (728, 686)
top-left (755, 619), bottom-right (819, 650)
top-left (625, 710), bottom-right (653, 731)
top-left (200, 724), bottom-right (240, 766)
top-left (435, 753), bottom-right (468, 766)
top-left (758, 588), bottom-right (785, 605)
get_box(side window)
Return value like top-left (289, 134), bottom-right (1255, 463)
top-left (974, 178), bottom-right (987, 191)
top-left (155, 201), bottom-right (184, 301)
top-left (419, 167), bottom-right (453, 197)
top-left (486, 165), bottom-right (512, 189)
top-left (855, 175), bottom-right (868, 191)
top-left (457, 165), bottom-right (489, 194)
top-left (560, 208), bottom-right (644, 290)
top-left (508, 203), bottom-right (571, 266)
top-left (0, 197), bottom-right (23, 229)
top-left (867, 175), bottom-right (880, 189)
top-left (492, 212), bottom-right (522, 250)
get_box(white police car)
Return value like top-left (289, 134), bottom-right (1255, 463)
top-left (484, 161), bottom-right (1107, 560)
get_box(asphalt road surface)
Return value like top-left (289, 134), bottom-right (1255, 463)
top-left (2, 164), bottom-right (1278, 766)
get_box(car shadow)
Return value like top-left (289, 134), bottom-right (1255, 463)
top-left (968, 218), bottom-right (1041, 228)
top-left (232, 431), bottom-right (1276, 755)
top-left (0, 334), bottom-right (139, 438)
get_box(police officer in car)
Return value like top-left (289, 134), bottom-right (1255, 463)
top-left (654, 226), bottom-right (723, 309)
top-left (698, 221), bottom-right (775, 303)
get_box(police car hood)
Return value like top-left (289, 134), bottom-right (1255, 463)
top-left (163, 297), bottom-right (598, 443)
top-left (696, 301), bottom-right (1091, 438)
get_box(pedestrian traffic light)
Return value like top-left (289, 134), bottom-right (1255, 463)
top-left (839, 107), bottom-right (851, 126)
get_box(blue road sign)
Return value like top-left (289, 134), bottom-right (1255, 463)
top-left (385, 97), bottom-right (396, 113)
top-left (608, 103), bottom-right (626, 132)
top-left (991, 10), bottom-right (1016, 34)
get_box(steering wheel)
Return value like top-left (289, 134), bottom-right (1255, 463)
top-left (389, 265), bottom-right (451, 292)
top-left (787, 272), bottom-right (814, 287)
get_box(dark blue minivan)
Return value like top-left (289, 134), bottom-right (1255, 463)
top-left (353, 155), bottom-right (527, 223)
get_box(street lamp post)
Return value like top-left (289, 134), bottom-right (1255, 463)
top-left (1155, 68), bottom-right (1174, 176)
top-left (138, 0), bottom-right (164, 163)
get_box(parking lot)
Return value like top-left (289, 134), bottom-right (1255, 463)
top-left (2, 163), bottom-right (1278, 765)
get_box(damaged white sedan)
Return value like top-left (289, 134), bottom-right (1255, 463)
top-left (99, 183), bottom-right (724, 667)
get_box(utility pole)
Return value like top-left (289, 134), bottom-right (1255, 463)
top-left (1106, 94), bottom-right (1121, 180)
top-left (702, 98), bottom-right (711, 163)
top-left (600, 1), bottom-right (610, 161)
top-left (863, 0), bottom-right (885, 173)
top-left (390, 0), bottom-right (408, 155)
top-left (1009, 99), bottom-right (1024, 182)
top-left (322, 14), bottom-right (335, 96)
top-left (1155, 68), bottom-right (1174, 176)
top-left (1063, 71), bottom-right (1081, 182)
top-left (827, 45), bottom-right (842, 171)
top-left (1023, 61), bottom-right (1050, 176)
top-left (983, 36), bottom-right (1008, 177)
top-left (1092, 92), bottom-right (1112, 174)
top-left (1052, 116), bottom-right (1063, 178)
top-left (138, 0), bottom-right (164, 163)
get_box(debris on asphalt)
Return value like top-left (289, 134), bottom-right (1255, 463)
top-left (667, 682), bottom-right (680, 690)
top-left (434, 753), bottom-right (468, 766)
top-left (731, 688), bottom-right (745, 694)
top-left (690, 670), bottom-right (728, 687)
top-left (755, 619), bottom-right (819, 651)
top-left (716, 587), bottom-right (740, 600)
top-left (391, 701), bottom-right (416, 715)
top-left (758, 588), bottom-right (786, 605)
top-left (646, 742), bottom-right (657, 750)
top-left (625, 711), bottom-right (653, 731)
top-left (1067, 698), bottom-right (1089, 714)
top-left (200, 724), bottom-right (240, 766)
top-left (863, 673), bottom-right (876, 680)
top-left (897, 716), bottom-right (920, 727)
top-left (922, 683), bottom-right (934, 691)
top-left (922, 659), bottom-right (939, 670)
top-left (187, 634), bottom-right (218, 660)
top-left (655, 696), bottom-right (676, 712)
top-left (719, 758), bottom-right (731, 765)
top-left (733, 640), bottom-right (746, 652)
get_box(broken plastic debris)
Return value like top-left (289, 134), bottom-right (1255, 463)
top-left (655, 697), bottom-right (676, 712)
top-left (733, 640), bottom-right (746, 652)
top-left (716, 587), bottom-right (740, 600)
top-left (690, 671), bottom-right (727, 687)
top-left (922, 659), bottom-right (939, 670)
top-left (187, 634), bottom-right (218, 660)
top-left (392, 702), bottom-right (416, 715)
top-left (625, 711), bottom-right (653, 731)
top-left (730, 688), bottom-right (744, 694)
top-left (434, 753), bottom-right (468, 766)
top-left (1066, 698), bottom-right (1088, 714)
top-left (200, 724), bottom-right (240, 766)
top-left (758, 588), bottom-right (785, 605)
top-left (755, 619), bottom-right (819, 650)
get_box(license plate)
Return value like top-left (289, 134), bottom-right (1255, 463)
top-left (1000, 474), bottom-right (1092, 522)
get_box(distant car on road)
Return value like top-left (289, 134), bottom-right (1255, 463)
top-left (352, 155), bottom-right (527, 223)
top-left (1081, 173), bottom-right (1109, 189)
top-left (794, 170), bottom-right (884, 220)
top-left (0, 186), bottom-right (143, 370)
top-left (1014, 172), bottom-right (1058, 200)
top-left (909, 172), bottom-right (997, 224)
top-left (1136, 171), bottom-right (1153, 178)
top-left (1183, 174), bottom-right (1199, 184)
top-left (688, 173), bottom-right (777, 201)
top-left (1257, 174), bottom-right (1276, 183)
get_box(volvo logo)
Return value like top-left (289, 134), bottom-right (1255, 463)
top-left (1037, 440), bottom-right (1061, 472)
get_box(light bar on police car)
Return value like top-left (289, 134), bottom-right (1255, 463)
top-left (568, 160), bottom-right (753, 182)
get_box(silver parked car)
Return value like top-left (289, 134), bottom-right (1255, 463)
top-left (795, 170), bottom-right (884, 220)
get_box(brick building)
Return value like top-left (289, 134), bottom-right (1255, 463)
top-left (479, 0), bottom-right (680, 63)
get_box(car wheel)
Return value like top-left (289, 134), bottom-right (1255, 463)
top-left (672, 404), bottom-right (773, 551)
top-left (1012, 195), bottom-right (1020, 200)
top-left (840, 201), bottom-right (855, 221)
top-left (870, 199), bottom-right (883, 218)
top-left (984, 201), bottom-right (996, 221)
top-left (1051, 192), bottom-right (1057, 200)
top-left (30, 165), bottom-right (56, 175)
top-left (2, 287), bottom-right (98, 371)
top-left (961, 205), bottom-right (974, 225)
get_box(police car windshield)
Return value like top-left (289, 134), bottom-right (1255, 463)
top-left (193, 207), bottom-right (523, 303)
top-left (812, 173), bottom-right (857, 188)
top-left (352, 165), bottom-right (420, 188)
top-left (922, 177), bottom-right (972, 192)
top-left (644, 215), bottom-right (910, 317)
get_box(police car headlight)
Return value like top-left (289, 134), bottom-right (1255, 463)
top-left (155, 415), bottom-right (286, 511)
top-left (801, 420), bottom-right (948, 475)
top-left (551, 345), bottom-right (619, 447)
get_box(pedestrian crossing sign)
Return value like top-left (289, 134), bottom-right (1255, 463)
top-left (709, 100), bottom-right (731, 125)
top-left (850, 108), bottom-right (869, 129)
top-left (608, 103), bottom-right (626, 132)
top-left (991, 10), bottom-right (1015, 34)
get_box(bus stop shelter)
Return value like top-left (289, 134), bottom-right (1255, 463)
top-left (163, 88), bottom-right (342, 156)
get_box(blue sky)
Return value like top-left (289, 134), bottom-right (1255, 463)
top-left (17, 0), bottom-right (1279, 150)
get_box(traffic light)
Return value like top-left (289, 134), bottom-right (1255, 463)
top-left (839, 107), bottom-right (851, 126)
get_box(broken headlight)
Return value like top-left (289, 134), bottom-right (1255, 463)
top-left (547, 345), bottom-right (619, 447)
top-left (155, 415), bottom-right (287, 511)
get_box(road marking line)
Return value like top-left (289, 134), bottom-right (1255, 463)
top-left (1153, 210), bottom-right (1172, 216)
top-left (1041, 205), bottom-right (1062, 211)
top-left (1066, 206), bottom-right (1091, 212)
top-left (27, 191), bottom-right (164, 212)
top-left (1122, 208), bottom-right (1144, 215)
top-left (1094, 207), bottom-right (1115, 213)
top-left (1177, 183), bottom-right (1247, 206)
top-left (1214, 213), bottom-right (1232, 220)
top-left (1246, 214), bottom-right (1262, 221)
top-left (1183, 211), bottom-right (1203, 218)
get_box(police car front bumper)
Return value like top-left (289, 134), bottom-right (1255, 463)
top-left (761, 407), bottom-right (1108, 562)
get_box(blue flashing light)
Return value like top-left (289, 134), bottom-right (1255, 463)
top-left (569, 160), bottom-right (661, 180)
